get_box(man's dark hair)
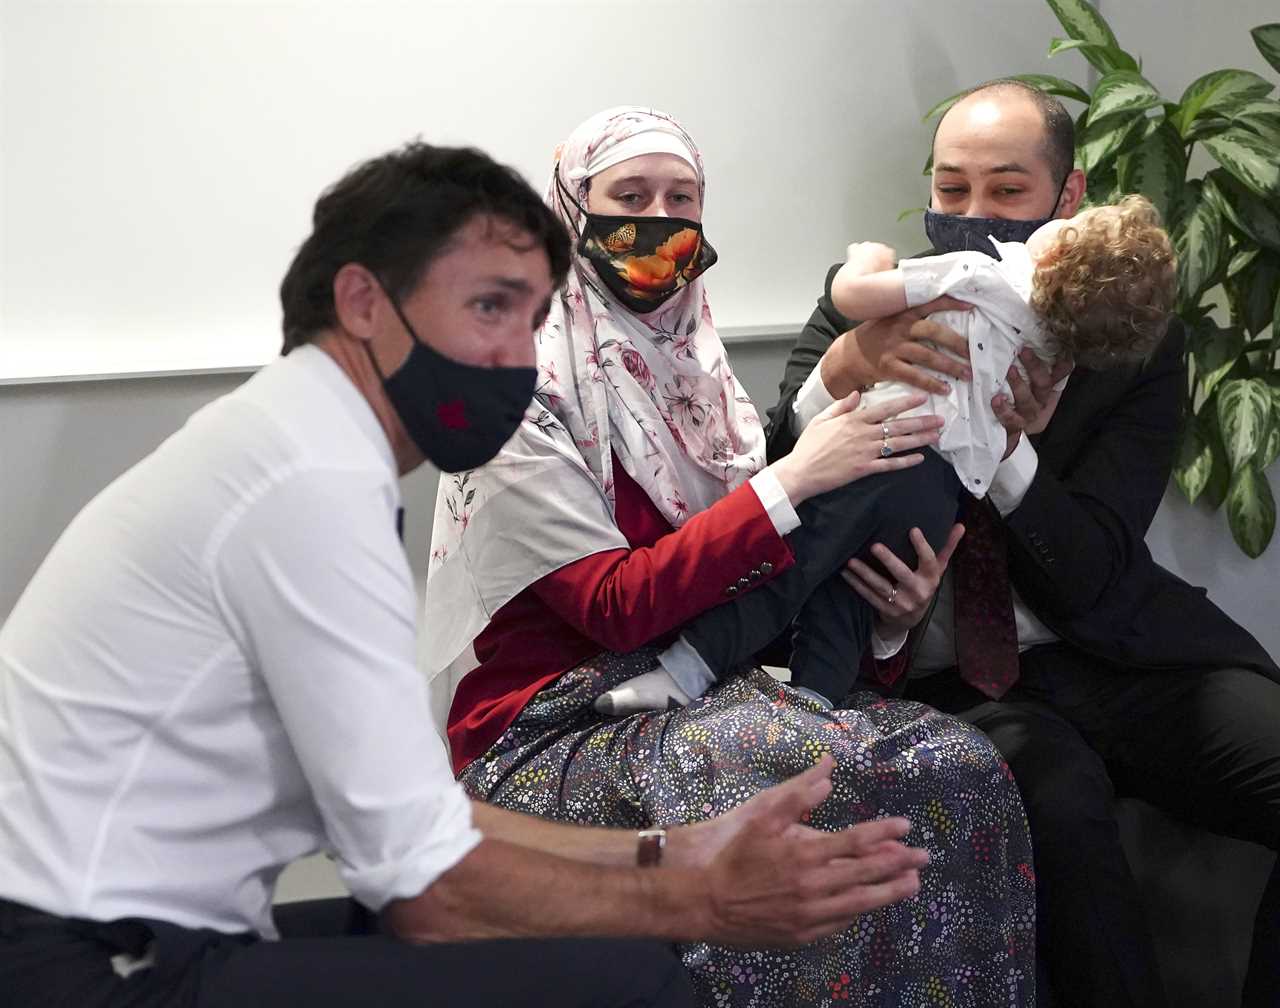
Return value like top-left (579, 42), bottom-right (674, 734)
top-left (279, 142), bottom-right (570, 353)
top-left (937, 78), bottom-right (1076, 186)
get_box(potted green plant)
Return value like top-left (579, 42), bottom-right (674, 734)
top-left (924, 0), bottom-right (1280, 557)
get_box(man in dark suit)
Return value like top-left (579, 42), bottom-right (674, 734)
top-left (765, 79), bottom-right (1280, 1007)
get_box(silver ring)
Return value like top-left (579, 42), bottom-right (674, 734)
top-left (881, 422), bottom-right (891, 439)
top-left (886, 585), bottom-right (898, 604)
top-left (880, 439), bottom-right (892, 458)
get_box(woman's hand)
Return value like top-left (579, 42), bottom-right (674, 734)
top-left (770, 391), bottom-right (943, 507)
top-left (842, 524), bottom-right (964, 633)
top-left (821, 297), bottom-right (974, 399)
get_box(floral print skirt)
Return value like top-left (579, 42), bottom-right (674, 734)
top-left (459, 651), bottom-right (1036, 1007)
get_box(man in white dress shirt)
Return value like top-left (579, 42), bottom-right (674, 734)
top-left (0, 142), bottom-right (928, 1007)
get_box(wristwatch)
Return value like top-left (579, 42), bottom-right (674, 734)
top-left (636, 828), bottom-right (667, 867)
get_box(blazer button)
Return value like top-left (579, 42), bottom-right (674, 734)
top-left (738, 576), bottom-right (751, 588)
top-left (725, 585), bottom-right (739, 597)
top-left (749, 569), bottom-right (762, 580)
top-left (759, 561), bottom-right (774, 575)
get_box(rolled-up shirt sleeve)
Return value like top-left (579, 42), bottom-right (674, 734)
top-left (212, 468), bottom-right (480, 911)
top-left (987, 434), bottom-right (1040, 517)
top-left (748, 467), bottom-right (801, 535)
top-left (899, 251), bottom-right (998, 309)
top-left (791, 362), bottom-right (838, 435)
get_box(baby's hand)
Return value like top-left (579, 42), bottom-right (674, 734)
top-left (844, 241), bottom-right (898, 274)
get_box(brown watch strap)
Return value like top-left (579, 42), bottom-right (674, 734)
top-left (636, 828), bottom-right (667, 867)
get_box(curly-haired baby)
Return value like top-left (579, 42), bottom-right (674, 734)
top-left (831, 193), bottom-right (1177, 497)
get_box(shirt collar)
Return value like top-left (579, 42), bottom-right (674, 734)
top-left (288, 343), bottom-right (397, 476)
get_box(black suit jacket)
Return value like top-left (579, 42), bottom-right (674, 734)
top-left (765, 264), bottom-right (1278, 680)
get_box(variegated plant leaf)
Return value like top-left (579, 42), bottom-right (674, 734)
top-left (1086, 71), bottom-right (1164, 126)
top-left (1234, 255), bottom-right (1280, 338)
top-left (1217, 376), bottom-right (1273, 471)
top-left (1262, 403), bottom-right (1280, 469)
top-left (1173, 182), bottom-right (1225, 305)
top-left (1173, 69), bottom-right (1274, 137)
top-left (1009, 73), bottom-right (1093, 106)
top-left (1227, 246), bottom-right (1260, 279)
top-left (1204, 169), bottom-right (1280, 254)
top-left (1229, 99), bottom-right (1280, 146)
top-left (1116, 122), bottom-right (1185, 223)
top-left (1252, 23), bottom-right (1280, 75)
top-left (1046, 0), bottom-right (1120, 50)
top-left (922, 90), bottom-right (968, 123)
top-left (1077, 113), bottom-right (1157, 175)
top-left (1174, 418), bottom-right (1214, 503)
top-left (1048, 38), bottom-right (1139, 74)
top-left (1084, 162), bottom-right (1120, 209)
top-left (1203, 128), bottom-right (1280, 201)
top-left (1192, 320), bottom-right (1245, 411)
top-left (1226, 464), bottom-right (1277, 557)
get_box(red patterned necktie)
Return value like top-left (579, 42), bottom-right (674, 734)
top-left (953, 494), bottom-right (1021, 699)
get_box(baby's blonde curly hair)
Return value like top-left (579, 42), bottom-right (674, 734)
top-left (1030, 194), bottom-right (1177, 369)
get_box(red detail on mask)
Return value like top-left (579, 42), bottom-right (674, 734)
top-left (437, 400), bottom-right (469, 430)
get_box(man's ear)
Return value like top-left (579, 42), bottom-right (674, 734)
top-left (1058, 169), bottom-right (1088, 218)
top-left (332, 263), bottom-right (381, 344)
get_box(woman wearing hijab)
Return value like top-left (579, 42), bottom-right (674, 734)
top-left (425, 107), bottom-right (1035, 1007)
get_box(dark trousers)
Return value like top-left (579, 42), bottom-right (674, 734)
top-left (683, 450), bottom-right (961, 702)
top-left (0, 897), bottom-right (695, 1008)
top-left (907, 647), bottom-right (1280, 1008)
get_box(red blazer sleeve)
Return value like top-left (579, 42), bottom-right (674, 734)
top-left (531, 481), bottom-right (795, 654)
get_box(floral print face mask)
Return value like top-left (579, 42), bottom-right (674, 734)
top-left (556, 172), bottom-right (718, 313)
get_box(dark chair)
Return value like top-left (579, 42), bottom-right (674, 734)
top-left (1117, 798), bottom-right (1274, 1008)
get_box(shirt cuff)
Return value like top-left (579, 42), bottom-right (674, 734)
top-left (870, 623), bottom-right (909, 659)
top-left (988, 435), bottom-right (1039, 516)
top-left (749, 468), bottom-right (801, 536)
top-left (790, 362), bottom-right (837, 435)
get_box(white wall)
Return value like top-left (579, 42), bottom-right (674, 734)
top-left (1, 0), bottom-right (1067, 379)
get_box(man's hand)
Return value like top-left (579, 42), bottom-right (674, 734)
top-left (993, 348), bottom-right (1074, 459)
top-left (821, 297), bottom-right (974, 399)
top-left (841, 524), bottom-right (964, 633)
top-left (695, 756), bottom-right (927, 947)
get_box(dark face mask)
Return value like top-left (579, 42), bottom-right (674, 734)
top-left (556, 172), bottom-right (717, 313)
top-left (924, 175), bottom-right (1070, 258)
top-left (366, 288), bottom-right (536, 473)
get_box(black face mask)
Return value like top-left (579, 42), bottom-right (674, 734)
top-left (366, 289), bottom-right (536, 473)
top-left (556, 172), bottom-right (717, 313)
top-left (924, 176), bottom-right (1070, 258)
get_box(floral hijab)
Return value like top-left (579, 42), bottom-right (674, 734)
top-left (422, 107), bottom-right (765, 688)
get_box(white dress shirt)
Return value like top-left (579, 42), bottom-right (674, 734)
top-left (0, 345), bottom-right (480, 937)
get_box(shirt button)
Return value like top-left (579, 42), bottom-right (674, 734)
top-left (725, 585), bottom-right (739, 597)
top-left (759, 561), bottom-right (774, 575)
